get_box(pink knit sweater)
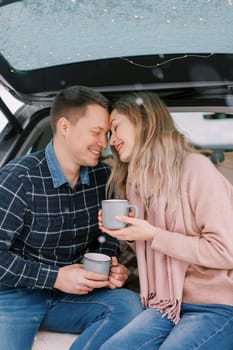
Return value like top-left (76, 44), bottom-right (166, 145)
top-left (127, 153), bottom-right (233, 323)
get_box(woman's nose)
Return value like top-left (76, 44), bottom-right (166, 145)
top-left (110, 134), bottom-right (116, 145)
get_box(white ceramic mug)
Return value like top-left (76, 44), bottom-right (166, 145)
top-left (102, 199), bottom-right (139, 229)
top-left (83, 252), bottom-right (111, 275)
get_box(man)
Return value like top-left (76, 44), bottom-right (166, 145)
top-left (0, 86), bottom-right (142, 350)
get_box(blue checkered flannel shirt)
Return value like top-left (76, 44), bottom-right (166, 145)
top-left (0, 141), bottom-right (118, 290)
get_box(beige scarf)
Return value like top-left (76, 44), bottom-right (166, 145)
top-left (127, 183), bottom-right (189, 324)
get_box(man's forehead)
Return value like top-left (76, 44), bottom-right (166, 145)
top-left (79, 107), bottom-right (110, 129)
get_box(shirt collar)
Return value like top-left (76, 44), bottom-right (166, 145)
top-left (45, 140), bottom-right (90, 188)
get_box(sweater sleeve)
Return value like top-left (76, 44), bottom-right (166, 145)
top-left (151, 154), bottom-right (233, 269)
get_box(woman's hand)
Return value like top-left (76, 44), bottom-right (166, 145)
top-left (98, 210), bottom-right (155, 241)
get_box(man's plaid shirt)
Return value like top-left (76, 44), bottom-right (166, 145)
top-left (0, 141), bottom-right (118, 290)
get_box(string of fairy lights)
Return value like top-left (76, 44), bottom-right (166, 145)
top-left (119, 54), bottom-right (215, 69)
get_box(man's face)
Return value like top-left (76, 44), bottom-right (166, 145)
top-left (61, 104), bottom-right (110, 167)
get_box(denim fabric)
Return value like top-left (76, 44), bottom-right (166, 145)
top-left (0, 287), bottom-right (142, 350)
top-left (100, 303), bottom-right (233, 350)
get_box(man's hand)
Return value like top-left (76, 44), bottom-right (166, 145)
top-left (108, 256), bottom-right (128, 289)
top-left (54, 264), bottom-right (109, 294)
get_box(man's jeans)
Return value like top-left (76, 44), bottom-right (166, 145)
top-left (100, 303), bottom-right (233, 350)
top-left (0, 286), bottom-right (142, 350)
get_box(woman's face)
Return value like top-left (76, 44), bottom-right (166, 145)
top-left (110, 110), bottom-right (136, 163)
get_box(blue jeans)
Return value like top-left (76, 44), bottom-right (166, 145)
top-left (0, 287), bottom-right (142, 350)
top-left (100, 303), bottom-right (233, 350)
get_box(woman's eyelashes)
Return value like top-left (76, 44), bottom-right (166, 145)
top-left (111, 124), bottom-right (118, 133)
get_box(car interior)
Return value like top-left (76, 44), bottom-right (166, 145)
top-left (1, 81), bottom-right (233, 350)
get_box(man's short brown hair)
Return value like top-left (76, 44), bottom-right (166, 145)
top-left (50, 85), bottom-right (110, 133)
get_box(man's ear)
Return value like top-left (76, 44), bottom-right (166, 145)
top-left (57, 117), bottom-right (69, 136)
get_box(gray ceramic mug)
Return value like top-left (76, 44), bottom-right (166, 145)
top-left (102, 199), bottom-right (139, 229)
top-left (83, 252), bottom-right (111, 275)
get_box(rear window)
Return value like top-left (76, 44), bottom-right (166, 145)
top-left (1, 1), bottom-right (232, 70)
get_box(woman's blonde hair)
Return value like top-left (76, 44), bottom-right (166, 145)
top-left (107, 92), bottom-right (192, 208)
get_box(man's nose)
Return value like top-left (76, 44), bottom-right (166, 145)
top-left (98, 134), bottom-right (108, 148)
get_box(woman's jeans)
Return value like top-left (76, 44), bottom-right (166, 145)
top-left (0, 286), bottom-right (142, 350)
top-left (100, 303), bottom-right (233, 350)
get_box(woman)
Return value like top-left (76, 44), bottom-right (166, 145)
top-left (99, 92), bottom-right (233, 349)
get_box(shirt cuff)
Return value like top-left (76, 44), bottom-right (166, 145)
top-left (35, 264), bottom-right (59, 289)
